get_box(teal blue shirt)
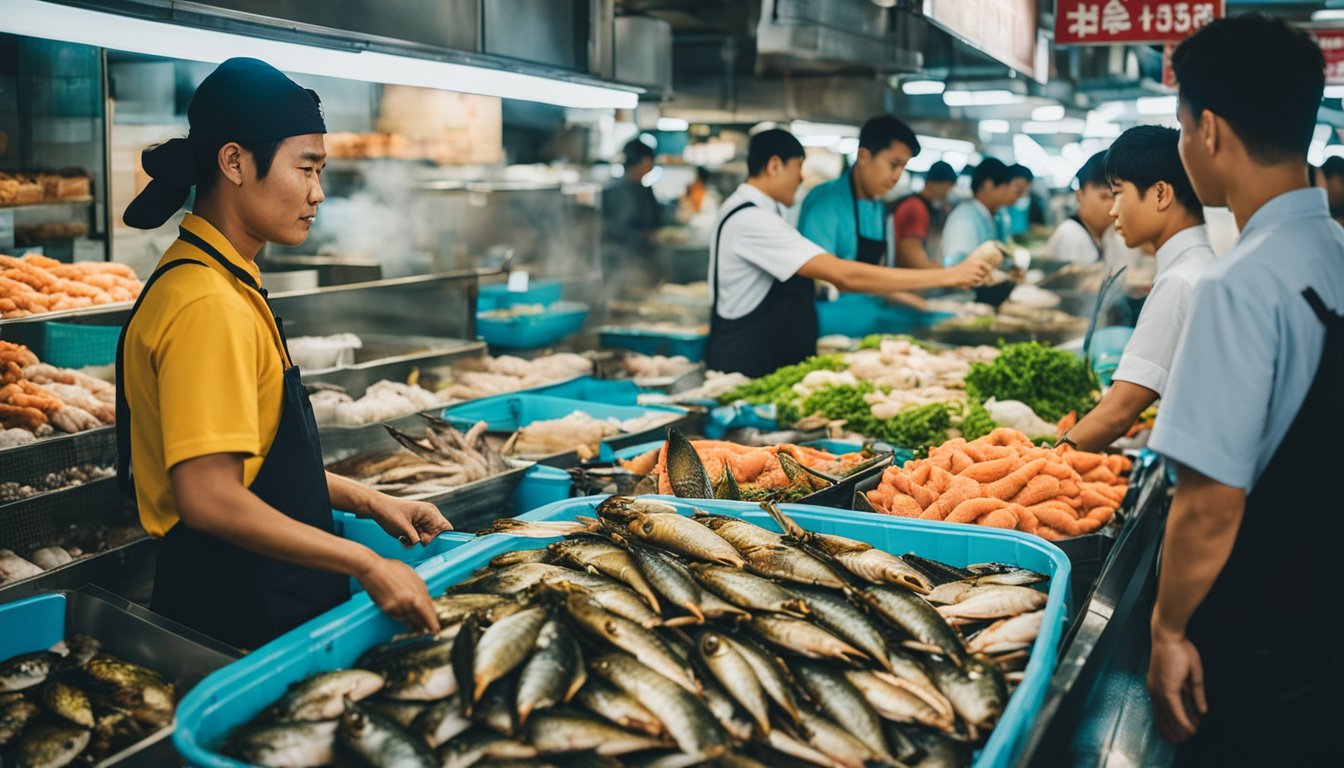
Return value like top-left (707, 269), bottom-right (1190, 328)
top-left (941, 199), bottom-right (997, 266)
top-left (797, 170), bottom-right (887, 261)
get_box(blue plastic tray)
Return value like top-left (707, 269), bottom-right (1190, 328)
top-left (476, 280), bottom-right (564, 313)
top-left (476, 301), bottom-right (589, 350)
top-left (598, 327), bottom-right (708, 362)
top-left (816, 294), bottom-right (885, 338)
top-left (39, 321), bottom-right (121, 368)
top-left (0, 592), bottom-right (65, 661)
top-left (519, 375), bottom-right (641, 406)
top-left (176, 497), bottom-right (1070, 768)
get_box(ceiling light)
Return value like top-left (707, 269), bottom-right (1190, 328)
top-left (1032, 105), bottom-right (1065, 121)
top-left (1022, 119), bottom-right (1084, 135)
top-left (791, 121), bottom-right (859, 138)
top-left (1312, 9), bottom-right (1344, 21)
top-left (917, 135), bottom-right (976, 154)
top-left (656, 117), bottom-right (689, 132)
top-left (979, 119), bottom-right (1011, 134)
top-left (0, 0), bottom-right (639, 110)
top-left (902, 80), bottom-right (946, 96)
top-left (944, 90), bottom-right (1022, 107)
top-left (1136, 96), bottom-right (1178, 116)
top-left (800, 135), bottom-right (843, 148)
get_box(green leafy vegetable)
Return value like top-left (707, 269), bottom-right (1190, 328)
top-left (716, 355), bottom-right (846, 405)
top-left (856, 334), bottom-right (939, 351)
top-left (964, 342), bottom-right (1097, 423)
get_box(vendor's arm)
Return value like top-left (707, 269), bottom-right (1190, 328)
top-left (1148, 466), bottom-right (1242, 742)
top-left (797, 254), bottom-right (991, 293)
top-left (895, 237), bottom-right (943, 270)
top-left (172, 454), bottom-right (440, 632)
top-left (1063, 380), bottom-right (1157, 452)
top-left (327, 471), bottom-right (453, 543)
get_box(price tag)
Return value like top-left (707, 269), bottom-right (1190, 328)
top-left (507, 269), bottom-right (530, 293)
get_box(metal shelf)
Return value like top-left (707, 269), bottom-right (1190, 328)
top-left (0, 199), bottom-right (95, 215)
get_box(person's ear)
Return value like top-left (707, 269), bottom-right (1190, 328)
top-left (1200, 109), bottom-right (1219, 156)
top-left (217, 142), bottom-right (245, 187)
top-left (768, 155), bottom-right (783, 177)
top-left (1153, 181), bottom-right (1174, 212)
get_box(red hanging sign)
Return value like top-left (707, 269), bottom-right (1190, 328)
top-left (1055, 1), bottom-right (1224, 46)
top-left (1305, 27), bottom-right (1344, 84)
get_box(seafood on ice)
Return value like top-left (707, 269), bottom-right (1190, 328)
top-left (0, 342), bottom-right (116, 436)
top-left (438, 354), bottom-right (592, 401)
top-left (327, 417), bottom-right (513, 501)
top-left (309, 380), bottom-right (448, 429)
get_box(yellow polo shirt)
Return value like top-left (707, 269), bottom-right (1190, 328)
top-left (124, 214), bottom-right (291, 537)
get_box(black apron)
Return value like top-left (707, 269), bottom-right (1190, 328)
top-left (116, 227), bottom-right (347, 649)
top-left (1174, 287), bottom-right (1344, 767)
top-left (850, 172), bottom-right (887, 266)
top-left (704, 202), bottom-right (819, 378)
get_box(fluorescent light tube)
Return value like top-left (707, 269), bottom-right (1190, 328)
top-left (1136, 96), bottom-right (1178, 116)
top-left (656, 117), bottom-right (689, 132)
top-left (944, 90), bottom-right (1021, 107)
top-left (1032, 105), bottom-right (1065, 121)
top-left (979, 119), bottom-right (1011, 134)
top-left (0, 0), bottom-right (639, 110)
top-left (902, 80), bottom-right (946, 95)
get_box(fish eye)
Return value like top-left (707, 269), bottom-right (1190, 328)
top-left (642, 522), bottom-right (655, 535)
top-left (604, 620), bottom-right (619, 634)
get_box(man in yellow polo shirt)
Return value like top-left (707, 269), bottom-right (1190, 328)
top-left (117, 58), bottom-right (449, 648)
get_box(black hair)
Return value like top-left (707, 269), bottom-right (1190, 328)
top-left (971, 157), bottom-right (1011, 193)
top-left (1007, 164), bottom-right (1034, 182)
top-left (859, 115), bottom-right (920, 156)
top-left (1321, 156), bottom-right (1344, 179)
top-left (622, 138), bottom-right (655, 170)
top-left (1075, 151), bottom-right (1109, 190)
top-left (925, 160), bottom-right (958, 184)
top-left (1172, 14), bottom-right (1324, 163)
top-left (747, 129), bottom-right (806, 177)
top-left (193, 138), bottom-right (282, 195)
top-left (1105, 125), bottom-right (1203, 217)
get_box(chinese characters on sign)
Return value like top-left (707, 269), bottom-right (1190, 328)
top-left (1055, 1), bottom-right (1224, 45)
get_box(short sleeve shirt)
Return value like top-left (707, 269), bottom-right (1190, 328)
top-left (124, 214), bottom-right (288, 537)
top-left (1046, 217), bottom-right (1102, 263)
top-left (892, 196), bottom-right (932, 242)
top-left (1149, 189), bottom-right (1344, 490)
top-left (796, 170), bottom-right (886, 261)
top-left (1111, 225), bottom-right (1216, 395)
top-left (712, 184), bottom-right (825, 320)
top-left (941, 199), bottom-right (997, 266)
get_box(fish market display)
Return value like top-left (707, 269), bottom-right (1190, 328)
top-left (637, 371), bottom-right (751, 406)
top-left (287, 333), bottom-right (363, 372)
top-left (0, 463), bottom-right (114, 503)
top-left (328, 417), bottom-right (512, 501)
top-left (228, 496), bottom-right (1045, 766)
top-left (962, 342), bottom-right (1097, 423)
top-left (310, 380), bottom-right (448, 429)
top-left (0, 635), bottom-right (176, 766)
top-left (865, 428), bottom-right (1130, 540)
top-left (0, 342), bottom-right (116, 436)
top-left (502, 411), bottom-right (681, 461)
top-left (0, 526), bottom-right (144, 587)
top-left (620, 354), bottom-right (699, 383)
top-left (931, 304), bottom-right (1087, 342)
top-left (0, 254), bottom-right (141, 318)
top-left (438, 354), bottom-right (593, 401)
top-left (618, 427), bottom-right (889, 503)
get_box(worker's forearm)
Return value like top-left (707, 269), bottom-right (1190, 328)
top-left (327, 471), bottom-right (377, 517)
top-left (1067, 397), bottom-right (1139, 453)
top-left (896, 241), bottom-right (942, 270)
top-left (1152, 468), bottom-right (1245, 638)
top-left (178, 478), bottom-right (378, 579)
top-left (835, 262), bottom-right (952, 293)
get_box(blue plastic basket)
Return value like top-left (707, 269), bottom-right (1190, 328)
top-left (476, 301), bottom-right (589, 350)
top-left (39, 321), bottom-right (121, 368)
top-left (476, 280), bottom-right (564, 313)
top-left (519, 375), bottom-right (642, 406)
top-left (598, 327), bottom-right (708, 362)
top-left (175, 497), bottom-right (1070, 768)
top-left (511, 463), bottom-right (573, 511)
top-left (876, 305), bottom-right (958, 335)
top-left (0, 592), bottom-right (65, 661)
top-left (815, 294), bottom-right (885, 338)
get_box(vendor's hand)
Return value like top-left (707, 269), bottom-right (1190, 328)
top-left (968, 241), bottom-right (1005, 268)
top-left (358, 556), bottom-right (440, 633)
top-left (945, 259), bottom-right (994, 289)
top-left (1147, 627), bottom-right (1207, 744)
top-left (371, 495), bottom-right (453, 546)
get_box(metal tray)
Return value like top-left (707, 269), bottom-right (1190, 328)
top-left (0, 538), bottom-right (156, 607)
top-left (14, 586), bottom-right (241, 767)
top-left (300, 335), bottom-right (484, 398)
top-left (0, 425), bottom-right (115, 468)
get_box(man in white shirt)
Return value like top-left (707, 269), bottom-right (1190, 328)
top-left (1143, 16), bottom-right (1344, 766)
top-left (1048, 150), bottom-right (1145, 271)
top-left (705, 129), bottom-right (992, 377)
top-left (1060, 126), bottom-right (1214, 452)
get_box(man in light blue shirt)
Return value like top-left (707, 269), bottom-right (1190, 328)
top-left (940, 158), bottom-right (1017, 266)
top-left (798, 115), bottom-right (919, 265)
top-left (1143, 15), bottom-right (1344, 766)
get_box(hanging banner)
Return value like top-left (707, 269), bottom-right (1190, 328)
top-left (1055, 1), bottom-right (1223, 46)
top-left (924, 0), bottom-right (1042, 82)
top-left (1304, 27), bottom-right (1344, 84)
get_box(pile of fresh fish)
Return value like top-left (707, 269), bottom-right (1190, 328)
top-left (226, 497), bottom-right (1048, 767)
top-left (1, 526), bottom-right (144, 587)
top-left (501, 412), bottom-right (682, 461)
top-left (327, 417), bottom-right (512, 501)
top-left (0, 463), bottom-right (115, 503)
top-left (0, 636), bottom-right (176, 767)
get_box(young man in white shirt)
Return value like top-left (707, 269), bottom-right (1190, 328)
top-left (1048, 151), bottom-right (1143, 271)
top-left (705, 129), bottom-right (991, 377)
top-left (1060, 126), bottom-right (1214, 452)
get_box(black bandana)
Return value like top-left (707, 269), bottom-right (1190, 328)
top-left (124, 57), bottom-right (326, 229)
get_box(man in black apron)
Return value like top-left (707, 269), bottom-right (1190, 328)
top-left (706, 129), bottom-right (991, 377)
top-left (118, 58), bottom-right (450, 649)
top-left (893, 160), bottom-right (958, 270)
top-left (1144, 17), bottom-right (1344, 764)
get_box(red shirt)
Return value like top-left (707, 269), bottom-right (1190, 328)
top-left (892, 196), bottom-right (931, 241)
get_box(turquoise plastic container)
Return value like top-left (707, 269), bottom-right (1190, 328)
top-left (439, 393), bottom-right (684, 434)
top-left (510, 463), bottom-right (572, 511)
top-left (0, 592), bottom-right (65, 661)
top-left (598, 327), bottom-right (708, 362)
top-left (476, 301), bottom-right (589, 350)
top-left (39, 321), bottom-right (121, 368)
top-left (520, 375), bottom-right (641, 406)
top-left (175, 496), bottom-right (1071, 768)
top-left (816, 294), bottom-right (884, 338)
top-left (476, 280), bottom-right (563, 313)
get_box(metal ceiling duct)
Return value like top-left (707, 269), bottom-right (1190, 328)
top-left (755, 0), bottom-right (922, 75)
